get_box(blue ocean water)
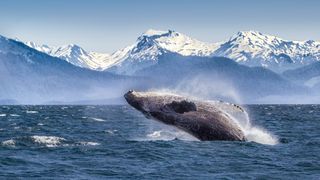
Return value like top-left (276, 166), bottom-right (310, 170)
top-left (0, 105), bottom-right (319, 179)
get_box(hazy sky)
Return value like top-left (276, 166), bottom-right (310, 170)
top-left (0, 0), bottom-right (319, 52)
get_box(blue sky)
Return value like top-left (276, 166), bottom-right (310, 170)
top-left (0, 0), bottom-right (319, 52)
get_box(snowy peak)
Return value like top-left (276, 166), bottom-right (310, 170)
top-left (135, 29), bottom-right (218, 56)
top-left (141, 29), bottom-right (170, 37)
top-left (104, 29), bottom-right (219, 75)
top-left (53, 44), bottom-right (87, 58)
top-left (25, 41), bottom-right (53, 54)
top-left (17, 29), bottom-right (320, 74)
top-left (23, 41), bottom-right (112, 70)
top-left (214, 30), bottom-right (320, 71)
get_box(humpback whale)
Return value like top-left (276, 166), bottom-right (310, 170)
top-left (124, 90), bottom-right (246, 141)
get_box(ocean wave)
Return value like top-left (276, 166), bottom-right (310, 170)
top-left (105, 129), bottom-right (118, 134)
top-left (143, 129), bottom-right (198, 141)
top-left (10, 114), bottom-right (20, 117)
top-left (31, 135), bottom-right (66, 147)
top-left (61, 106), bottom-right (68, 110)
top-left (26, 110), bottom-right (38, 114)
top-left (1, 139), bottom-right (16, 147)
top-left (90, 117), bottom-right (106, 122)
top-left (0, 114), bottom-right (6, 117)
top-left (78, 141), bottom-right (100, 146)
top-left (30, 136), bottom-right (100, 147)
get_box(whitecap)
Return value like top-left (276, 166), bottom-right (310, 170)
top-left (37, 123), bottom-right (44, 126)
top-left (143, 129), bottom-right (198, 141)
top-left (61, 106), bottom-right (68, 110)
top-left (1, 139), bottom-right (15, 146)
top-left (105, 129), bottom-right (117, 134)
top-left (90, 117), bottom-right (106, 122)
top-left (31, 135), bottom-right (66, 147)
top-left (79, 141), bottom-right (100, 146)
top-left (10, 114), bottom-right (20, 117)
top-left (26, 110), bottom-right (38, 114)
top-left (0, 114), bottom-right (6, 117)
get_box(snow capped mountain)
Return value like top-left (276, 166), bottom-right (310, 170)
top-left (104, 29), bottom-right (219, 74)
top-left (24, 41), bottom-right (112, 70)
top-left (140, 29), bottom-right (218, 56)
top-left (0, 34), bottom-right (314, 104)
top-left (214, 31), bottom-right (320, 71)
top-left (0, 35), bottom-right (142, 104)
top-left (21, 29), bottom-right (320, 74)
top-left (51, 44), bottom-right (112, 70)
top-left (25, 41), bottom-right (52, 54)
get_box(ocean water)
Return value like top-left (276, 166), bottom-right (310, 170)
top-left (0, 105), bottom-right (319, 179)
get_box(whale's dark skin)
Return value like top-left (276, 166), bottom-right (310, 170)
top-left (124, 90), bottom-right (246, 141)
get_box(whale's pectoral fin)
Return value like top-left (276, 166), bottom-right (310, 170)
top-left (165, 100), bottom-right (197, 114)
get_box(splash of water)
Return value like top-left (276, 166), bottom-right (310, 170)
top-left (140, 90), bottom-right (278, 145)
top-left (225, 108), bottom-right (278, 145)
top-left (146, 129), bottom-right (198, 141)
top-left (136, 117), bottom-right (199, 142)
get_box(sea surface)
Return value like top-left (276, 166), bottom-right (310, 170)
top-left (0, 105), bottom-right (319, 179)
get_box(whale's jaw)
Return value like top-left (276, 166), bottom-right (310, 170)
top-left (124, 90), bottom-right (246, 141)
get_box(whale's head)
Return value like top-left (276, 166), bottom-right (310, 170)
top-left (124, 90), bottom-right (146, 112)
top-left (124, 90), bottom-right (198, 121)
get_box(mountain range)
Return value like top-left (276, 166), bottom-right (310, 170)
top-left (24, 29), bottom-right (320, 74)
top-left (1, 29), bottom-right (320, 104)
top-left (0, 35), bottom-right (147, 104)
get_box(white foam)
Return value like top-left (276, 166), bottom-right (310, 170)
top-left (90, 117), bottom-right (106, 122)
top-left (105, 129), bottom-right (117, 134)
top-left (26, 110), bottom-right (38, 114)
top-left (2, 139), bottom-right (15, 146)
top-left (10, 114), bottom-right (20, 117)
top-left (79, 141), bottom-right (100, 146)
top-left (245, 126), bottom-right (278, 145)
top-left (144, 128), bottom-right (198, 142)
top-left (0, 114), bottom-right (6, 117)
top-left (31, 135), bottom-right (66, 147)
top-left (225, 108), bottom-right (278, 145)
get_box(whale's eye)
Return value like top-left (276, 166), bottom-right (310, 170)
top-left (166, 100), bottom-right (197, 114)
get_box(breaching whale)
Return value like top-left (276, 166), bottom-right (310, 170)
top-left (124, 90), bottom-right (246, 141)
